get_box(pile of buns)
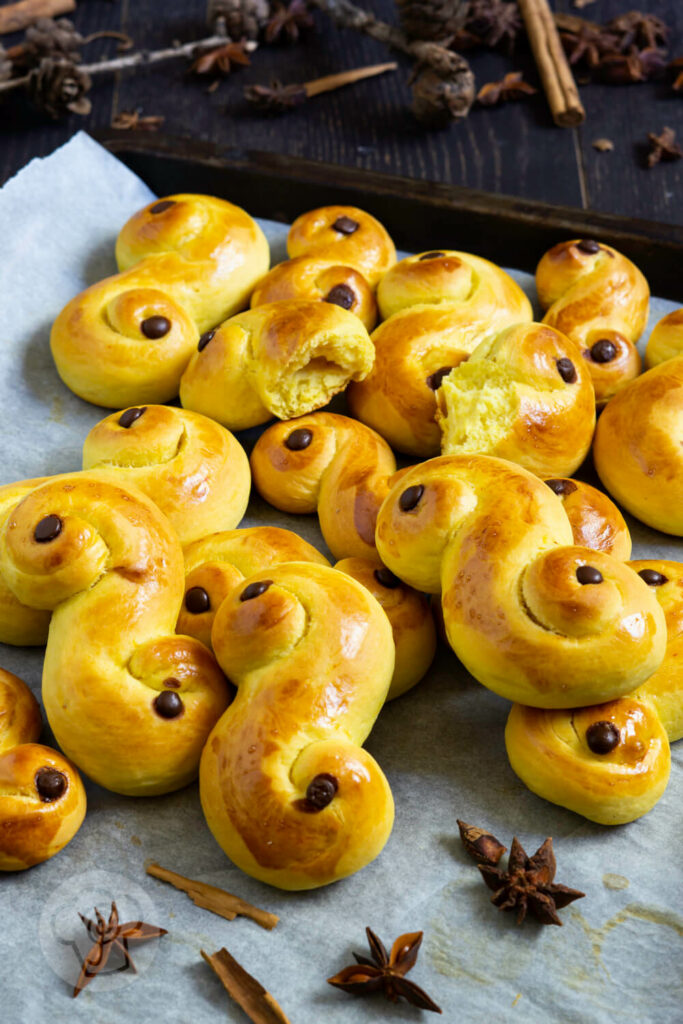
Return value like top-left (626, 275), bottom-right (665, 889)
top-left (2, 194), bottom-right (681, 893)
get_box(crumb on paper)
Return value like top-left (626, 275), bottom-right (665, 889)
top-left (602, 873), bottom-right (629, 890)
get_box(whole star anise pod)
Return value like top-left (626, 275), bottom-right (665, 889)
top-left (244, 79), bottom-right (308, 111)
top-left (26, 57), bottom-right (92, 118)
top-left (560, 23), bottom-right (618, 69)
top-left (190, 40), bottom-right (251, 76)
top-left (608, 11), bottom-right (668, 52)
top-left (458, 821), bottom-right (585, 926)
top-left (465, 0), bottom-right (522, 52)
top-left (646, 126), bottom-right (683, 167)
top-left (328, 927), bottom-right (442, 1013)
top-left (476, 70), bottom-right (537, 106)
top-left (265, 0), bottom-right (314, 44)
top-left (74, 901), bottom-right (167, 997)
top-left (669, 57), bottom-right (683, 92)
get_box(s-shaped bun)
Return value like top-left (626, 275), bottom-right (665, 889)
top-left (287, 206), bottom-right (396, 287)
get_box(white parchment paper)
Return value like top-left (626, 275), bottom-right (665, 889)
top-left (0, 133), bottom-right (681, 1024)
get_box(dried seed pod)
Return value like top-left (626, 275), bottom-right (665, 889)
top-left (26, 57), bottom-right (92, 118)
top-left (395, 0), bottom-right (468, 42)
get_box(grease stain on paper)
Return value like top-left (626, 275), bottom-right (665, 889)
top-left (602, 873), bottom-right (629, 891)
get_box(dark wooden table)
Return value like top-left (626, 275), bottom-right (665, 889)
top-left (1, 0), bottom-right (682, 225)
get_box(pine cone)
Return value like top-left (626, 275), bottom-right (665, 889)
top-left (27, 57), bottom-right (92, 119)
top-left (410, 52), bottom-right (475, 126)
top-left (395, 0), bottom-right (469, 42)
top-left (21, 18), bottom-right (84, 67)
top-left (208, 0), bottom-right (271, 40)
top-left (0, 44), bottom-right (12, 83)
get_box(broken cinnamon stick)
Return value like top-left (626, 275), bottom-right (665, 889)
top-left (0, 0), bottom-right (75, 35)
top-left (201, 948), bottom-right (291, 1024)
top-left (517, 0), bottom-right (585, 126)
top-left (146, 862), bottom-right (279, 931)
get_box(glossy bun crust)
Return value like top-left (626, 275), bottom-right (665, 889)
top-left (376, 249), bottom-right (533, 322)
top-left (179, 526), bottom-right (330, 649)
top-left (180, 300), bottom-right (374, 431)
top-left (536, 239), bottom-right (648, 404)
top-left (505, 698), bottom-right (670, 825)
top-left (347, 303), bottom-right (531, 458)
top-left (0, 478), bottom-right (51, 646)
top-left (0, 474), bottom-right (230, 796)
top-left (0, 668), bottom-right (86, 870)
top-left (335, 557), bottom-right (436, 700)
top-left (628, 560), bottom-right (683, 741)
top-left (200, 562), bottom-right (395, 890)
top-left (436, 324), bottom-right (596, 479)
top-left (51, 194), bottom-right (269, 408)
top-left (645, 308), bottom-right (683, 369)
top-left (251, 256), bottom-right (378, 332)
top-left (376, 455), bottom-right (666, 708)
top-left (83, 405), bottom-right (250, 544)
top-left (287, 206), bottom-right (396, 287)
top-left (593, 356), bottom-right (683, 535)
top-left (543, 478), bottom-right (631, 560)
top-left (250, 412), bottom-right (402, 561)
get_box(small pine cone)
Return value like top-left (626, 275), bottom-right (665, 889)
top-left (208, 0), bottom-right (271, 40)
top-left (27, 57), bottom-right (92, 119)
top-left (0, 44), bottom-right (12, 83)
top-left (395, 0), bottom-right (469, 42)
top-left (411, 55), bottom-right (475, 127)
top-left (22, 18), bottom-right (84, 67)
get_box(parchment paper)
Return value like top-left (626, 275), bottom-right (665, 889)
top-left (0, 133), bottom-right (681, 1024)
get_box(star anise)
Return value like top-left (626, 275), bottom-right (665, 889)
top-left (476, 70), bottom-right (537, 106)
top-left (458, 822), bottom-right (585, 926)
top-left (265, 0), bottom-right (314, 45)
top-left (560, 23), bottom-right (620, 69)
top-left (668, 57), bottom-right (683, 92)
top-left (646, 126), bottom-right (683, 168)
top-left (74, 901), bottom-right (167, 997)
top-left (608, 11), bottom-right (668, 52)
top-left (190, 39), bottom-right (251, 76)
top-left (244, 79), bottom-right (308, 111)
top-left (111, 110), bottom-right (165, 131)
top-left (465, 0), bottom-right (521, 52)
top-left (328, 927), bottom-right (442, 1013)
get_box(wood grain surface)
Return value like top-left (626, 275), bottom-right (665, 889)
top-left (0, 0), bottom-right (681, 224)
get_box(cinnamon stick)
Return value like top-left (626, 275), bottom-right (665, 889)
top-left (201, 948), bottom-right (291, 1024)
top-left (517, 0), bottom-right (585, 127)
top-left (0, 0), bottom-right (75, 35)
top-left (146, 862), bottom-right (279, 931)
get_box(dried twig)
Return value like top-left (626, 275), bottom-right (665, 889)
top-left (146, 862), bottom-right (279, 931)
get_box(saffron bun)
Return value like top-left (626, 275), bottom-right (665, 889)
top-left (627, 560), bottom-right (683, 741)
top-left (179, 526), bottom-right (330, 649)
top-left (0, 473), bottom-right (230, 796)
top-left (0, 668), bottom-right (86, 871)
top-left (505, 698), bottom-right (670, 825)
top-left (543, 478), bottom-right (631, 560)
top-left (287, 206), bottom-right (396, 287)
top-left (593, 356), bottom-right (683, 536)
top-left (436, 324), bottom-right (596, 479)
top-left (375, 454), bottom-right (666, 708)
top-left (536, 239), bottom-right (648, 405)
top-left (645, 308), bottom-right (683, 369)
top-left (250, 256), bottom-right (378, 332)
top-left (0, 478), bottom-right (51, 647)
top-left (179, 300), bottom-right (374, 431)
top-left (335, 557), bottom-right (437, 700)
top-left (200, 562), bottom-right (395, 890)
top-left (82, 405), bottom-right (250, 545)
top-left (250, 412), bottom-right (403, 561)
top-left (375, 249), bottom-right (532, 322)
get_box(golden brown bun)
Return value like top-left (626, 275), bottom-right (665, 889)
top-left (83, 405), bottom-right (250, 545)
top-left (51, 194), bottom-right (269, 408)
top-left (250, 412), bottom-right (401, 561)
top-left (179, 300), bottom-right (374, 431)
top-left (536, 239), bottom-right (649, 404)
top-left (287, 206), bottom-right (396, 287)
top-left (0, 479), bottom-right (52, 646)
top-left (179, 526), bottom-right (330, 648)
top-left (593, 356), bottom-right (683, 535)
top-left (376, 455), bottom-right (666, 708)
top-left (436, 324), bottom-right (596, 479)
top-left (543, 478), bottom-right (631, 560)
top-left (0, 668), bottom-right (86, 871)
top-left (335, 557), bottom-right (436, 699)
top-left (505, 698), bottom-right (670, 825)
top-left (645, 308), bottom-right (683, 369)
top-left (347, 302), bottom-right (531, 458)
top-left (250, 256), bottom-right (378, 332)
top-left (627, 560), bottom-right (683, 741)
top-left (0, 474), bottom-right (231, 796)
top-left (200, 562), bottom-right (395, 890)
top-left (376, 249), bottom-right (533, 322)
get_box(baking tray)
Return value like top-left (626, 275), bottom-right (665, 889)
top-left (2, 133), bottom-right (682, 1024)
